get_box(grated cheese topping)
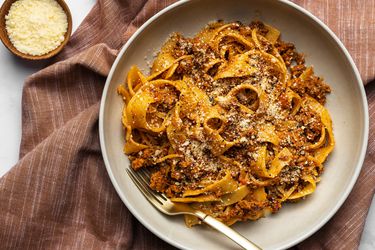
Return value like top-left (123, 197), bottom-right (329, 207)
top-left (5, 0), bottom-right (68, 56)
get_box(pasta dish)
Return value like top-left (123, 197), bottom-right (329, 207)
top-left (118, 21), bottom-right (334, 226)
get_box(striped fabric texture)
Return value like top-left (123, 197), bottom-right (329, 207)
top-left (0, 0), bottom-right (373, 249)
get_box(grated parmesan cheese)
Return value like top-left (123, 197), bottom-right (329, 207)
top-left (5, 0), bottom-right (68, 56)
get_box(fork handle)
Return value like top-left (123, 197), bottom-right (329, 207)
top-left (200, 214), bottom-right (262, 250)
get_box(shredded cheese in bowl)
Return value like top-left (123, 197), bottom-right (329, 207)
top-left (5, 0), bottom-right (68, 56)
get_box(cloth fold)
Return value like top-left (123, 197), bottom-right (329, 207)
top-left (0, 0), bottom-right (374, 249)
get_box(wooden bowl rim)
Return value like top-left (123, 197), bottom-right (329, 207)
top-left (0, 0), bottom-right (73, 60)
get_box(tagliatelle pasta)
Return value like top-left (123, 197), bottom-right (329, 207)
top-left (118, 20), bottom-right (334, 226)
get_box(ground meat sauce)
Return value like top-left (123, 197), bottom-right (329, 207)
top-left (290, 75), bottom-right (331, 104)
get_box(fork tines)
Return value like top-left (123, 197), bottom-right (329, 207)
top-left (126, 167), bottom-right (168, 204)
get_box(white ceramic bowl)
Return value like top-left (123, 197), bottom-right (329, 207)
top-left (99, 0), bottom-right (369, 249)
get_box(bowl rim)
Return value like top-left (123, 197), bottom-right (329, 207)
top-left (99, 0), bottom-right (369, 249)
top-left (0, 0), bottom-right (73, 60)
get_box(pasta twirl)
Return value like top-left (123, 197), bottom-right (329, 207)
top-left (118, 21), bottom-right (334, 227)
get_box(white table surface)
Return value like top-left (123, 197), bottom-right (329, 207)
top-left (0, 0), bottom-right (373, 249)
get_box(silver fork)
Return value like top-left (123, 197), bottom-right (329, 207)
top-left (126, 168), bottom-right (262, 250)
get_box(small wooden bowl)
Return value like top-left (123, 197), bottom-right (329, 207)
top-left (0, 0), bottom-right (72, 60)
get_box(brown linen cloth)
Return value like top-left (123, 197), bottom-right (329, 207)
top-left (0, 0), bottom-right (374, 249)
